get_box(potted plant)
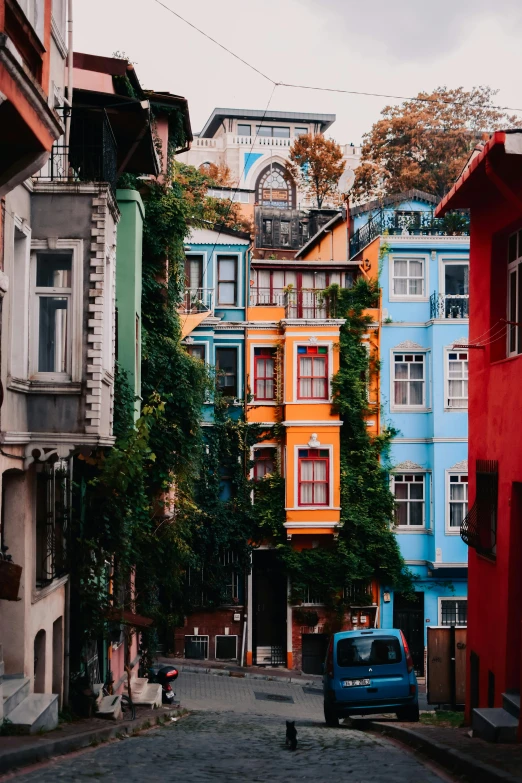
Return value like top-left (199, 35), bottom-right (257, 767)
top-left (0, 557), bottom-right (22, 601)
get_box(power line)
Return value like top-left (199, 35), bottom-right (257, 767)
top-left (149, 0), bottom-right (522, 115)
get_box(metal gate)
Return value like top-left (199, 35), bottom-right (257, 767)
top-left (393, 592), bottom-right (425, 676)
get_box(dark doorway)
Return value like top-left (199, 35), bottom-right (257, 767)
top-left (253, 550), bottom-right (287, 665)
top-left (393, 592), bottom-right (425, 676)
top-left (506, 483), bottom-right (522, 691)
top-left (302, 634), bottom-right (329, 675)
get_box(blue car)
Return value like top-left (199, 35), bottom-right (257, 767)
top-left (323, 628), bottom-right (419, 725)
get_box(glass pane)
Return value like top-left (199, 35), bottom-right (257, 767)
top-left (257, 125), bottom-right (271, 137)
top-left (450, 503), bottom-right (464, 527)
top-left (395, 362), bottom-right (408, 380)
top-left (238, 124), bottom-right (251, 136)
top-left (445, 264), bottom-right (468, 295)
top-left (394, 260), bottom-right (408, 277)
top-left (409, 502), bottom-right (424, 525)
top-left (272, 126), bottom-right (290, 138)
top-left (38, 297), bottom-right (69, 373)
top-left (409, 278), bottom-right (423, 295)
top-left (218, 282), bottom-right (236, 304)
top-left (394, 484), bottom-right (408, 499)
top-left (410, 483), bottom-right (423, 500)
top-left (394, 381), bottom-right (408, 405)
top-left (219, 259), bottom-right (236, 281)
top-left (314, 460), bottom-right (327, 481)
top-left (300, 461), bottom-right (313, 481)
top-left (265, 358), bottom-right (274, 378)
top-left (395, 503), bottom-right (407, 525)
top-left (394, 279), bottom-right (408, 295)
top-left (313, 357), bottom-right (326, 376)
top-left (409, 362), bottom-right (424, 379)
top-left (300, 357), bottom-right (312, 375)
top-left (450, 483), bottom-right (465, 500)
top-left (300, 378), bottom-right (312, 397)
top-left (265, 380), bottom-right (274, 399)
top-left (185, 256), bottom-right (203, 289)
top-left (301, 483), bottom-right (313, 504)
top-left (409, 260), bottom-right (423, 277)
top-left (312, 378), bottom-right (327, 398)
top-left (36, 253), bottom-right (72, 288)
top-left (314, 482), bottom-right (327, 504)
top-left (510, 270), bottom-right (517, 353)
top-left (337, 636), bottom-right (402, 667)
top-left (255, 380), bottom-right (265, 399)
top-left (409, 381), bottom-right (423, 405)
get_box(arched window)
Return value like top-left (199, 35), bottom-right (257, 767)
top-left (256, 163), bottom-right (294, 208)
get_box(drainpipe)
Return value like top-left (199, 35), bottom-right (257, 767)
top-left (64, 0), bottom-right (73, 176)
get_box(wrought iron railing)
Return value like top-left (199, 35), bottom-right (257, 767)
top-left (181, 287), bottom-right (214, 314)
top-left (430, 293), bottom-right (469, 319)
top-left (284, 289), bottom-right (336, 319)
top-left (36, 108), bottom-right (118, 191)
top-left (461, 460), bottom-right (497, 557)
top-left (350, 209), bottom-right (470, 257)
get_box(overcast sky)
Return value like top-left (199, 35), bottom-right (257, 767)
top-left (75, 0), bottom-right (522, 144)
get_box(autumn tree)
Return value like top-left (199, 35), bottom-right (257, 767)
top-left (285, 133), bottom-right (345, 208)
top-left (353, 86), bottom-right (518, 203)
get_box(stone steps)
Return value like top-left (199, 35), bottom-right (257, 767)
top-left (6, 693), bottom-right (58, 735)
top-left (502, 690), bottom-right (520, 720)
top-left (96, 694), bottom-right (122, 720)
top-left (472, 706), bottom-right (519, 743)
top-left (3, 677), bottom-right (30, 717)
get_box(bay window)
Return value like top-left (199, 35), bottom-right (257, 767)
top-left (393, 353), bottom-right (425, 407)
top-left (297, 345), bottom-right (328, 400)
top-left (393, 473), bottom-right (425, 527)
top-left (33, 251), bottom-right (72, 376)
top-left (298, 448), bottom-right (329, 506)
top-left (254, 347), bottom-right (276, 401)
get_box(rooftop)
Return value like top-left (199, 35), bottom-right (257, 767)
top-left (199, 108), bottom-right (336, 138)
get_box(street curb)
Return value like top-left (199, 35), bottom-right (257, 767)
top-left (177, 664), bottom-right (321, 687)
top-left (0, 711), bottom-right (178, 776)
top-left (358, 720), bottom-right (522, 783)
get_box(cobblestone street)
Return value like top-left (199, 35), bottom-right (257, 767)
top-left (12, 673), bottom-right (453, 782)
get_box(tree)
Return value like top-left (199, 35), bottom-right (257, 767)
top-left (353, 86), bottom-right (518, 203)
top-left (285, 133), bottom-right (345, 208)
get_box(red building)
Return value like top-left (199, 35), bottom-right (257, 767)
top-left (436, 131), bottom-right (522, 741)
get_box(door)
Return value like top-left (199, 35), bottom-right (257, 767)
top-left (443, 262), bottom-right (469, 318)
top-left (393, 592), bottom-right (425, 676)
top-left (184, 255), bottom-right (203, 310)
top-left (302, 634), bottom-right (329, 675)
top-left (253, 550), bottom-right (287, 665)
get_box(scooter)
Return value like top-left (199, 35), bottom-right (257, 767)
top-left (147, 664), bottom-right (179, 705)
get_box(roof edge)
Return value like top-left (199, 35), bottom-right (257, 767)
top-left (295, 211), bottom-right (345, 259)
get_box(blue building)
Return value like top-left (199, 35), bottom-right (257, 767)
top-left (350, 191), bottom-right (470, 676)
top-left (181, 223), bottom-right (251, 423)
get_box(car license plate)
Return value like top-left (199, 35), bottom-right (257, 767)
top-left (342, 678), bottom-right (371, 688)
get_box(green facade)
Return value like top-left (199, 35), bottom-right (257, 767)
top-left (116, 189), bottom-right (144, 419)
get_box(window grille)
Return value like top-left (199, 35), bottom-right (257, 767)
top-left (35, 459), bottom-right (70, 586)
top-left (185, 635), bottom-right (209, 659)
top-left (461, 460), bottom-right (497, 557)
top-left (440, 599), bottom-right (467, 626)
top-left (302, 586), bottom-right (325, 605)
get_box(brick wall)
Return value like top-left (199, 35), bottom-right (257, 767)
top-left (175, 608), bottom-right (244, 662)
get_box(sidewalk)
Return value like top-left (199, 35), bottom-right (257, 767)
top-left (0, 706), bottom-right (183, 777)
top-left (157, 655), bottom-right (323, 685)
top-left (354, 718), bottom-right (522, 783)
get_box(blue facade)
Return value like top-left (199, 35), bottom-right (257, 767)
top-left (182, 226), bottom-right (250, 424)
top-left (353, 195), bottom-right (469, 671)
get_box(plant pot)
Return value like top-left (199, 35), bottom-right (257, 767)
top-left (0, 560), bottom-right (22, 601)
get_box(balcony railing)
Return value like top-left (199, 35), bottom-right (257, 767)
top-left (430, 293), bottom-right (469, 319)
top-left (350, 209), bottom-right (470, 258)
top-left (35, 108), bottom-right (118, 191)
top-left (181, 288), bottom-right (214, 314)
top-left (250, 288), bottom-right (337, 319)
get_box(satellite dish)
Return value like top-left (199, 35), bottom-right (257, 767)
top-left (338, 167), bottom-right (355, 195)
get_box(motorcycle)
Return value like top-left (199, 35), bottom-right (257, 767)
top-left (147, 664), bottom-right (179, 705)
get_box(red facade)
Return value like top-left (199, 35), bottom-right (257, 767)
top-left (437, 132), bottom-right (522, 735)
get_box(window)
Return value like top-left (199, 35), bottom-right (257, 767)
top-left (507, 229), bottom-right (522, 356)
top-left (254, 348), bottom-right (275, 400)
top-left (216, 348), bottom-right (237, 397)
top-left (184, 635), bottom-right (209, 659)
top-left (447, 351), bottom-right (468, 408)
top-left (35, 460), bottom-right (70, 586)
top-left (448, 474), bottom-right (468, 529)
top-left (253, 448), bottom-right (276, 480)
top-left (237, 123), bottom-right (251, 136)
top-left (280, 220), bottom-right (290, 246)
top-left (257, 125), bottom-right (290, 138)
top-left (440, 599), bottom-right (467, 626)
top-left (256, 163), bottom-right (292, 208)
top-left (295, 127), bottom-right (308, 137)
top-left (297, 346), bottom-right (328, 399)
top-left (217, 256), bottom-right (237, 305)
top-left (33, 251), bottom-right (72, 376)
top-left (302, 586), bottom-right (324, 605)
top-left (337, 636), bottom-right (402, 667)
top-left (222, 550), bottom-right (241, 604)
top-left (393, 354), bottom-right (425, 407)
top-left (186, 344), bottom-right (205, 362)
top-left (298, 449), bottom-right (329, 506)
top-left (392, 257), bottom-right (424, 297)
top-left (393, 474), bottom-right (425, 526)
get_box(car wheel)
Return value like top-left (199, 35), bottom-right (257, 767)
top-left (324, 703), bottom-right (339, 727)
top-left (396, 705), bottom-right (420, 722)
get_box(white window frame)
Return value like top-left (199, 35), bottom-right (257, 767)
top-left (445, 471), bottom-right (468, 534)
top-left (390, 350), bottom-right (429, 411)
top-left (438, 597), bottom-right (467, 626)
top-left (444, 347), bottom-right (468, 410)
top-left (29, 239), bottom-right (83, 383)
top-left (214, 251), bottom-right (242, 309)
top-left (507, 229), bottom-right (522, 357)
top-left (184, 634), bottom-right (209, 659)
top-left (215, 634), bottom-right (239, 660)
top-left (389, 253), bottom-right (429, 301)
top-left (391, 472), bottom-right (426, 530)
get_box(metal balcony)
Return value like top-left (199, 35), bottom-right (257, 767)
top-left (430, 292), bottom-right (469, 319)
top-left (181, 288), bottom-right (214, 314)
top-left (250, 288), bottom-right (337, 319)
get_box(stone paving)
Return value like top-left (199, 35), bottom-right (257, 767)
top-left (12, 672), bottom-right (451, 782)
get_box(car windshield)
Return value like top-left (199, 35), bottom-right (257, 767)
top-left (337, 636), bottom-right (402, 667)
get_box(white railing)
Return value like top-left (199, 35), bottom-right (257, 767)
top-left (250, 288), bottom-right (335, 319)
top-left (193, 138), bottom-right (221, 148)
top-left (231, 135), bottom-right (292, 147)
top-left (181, 288), bottom-right (214, 314)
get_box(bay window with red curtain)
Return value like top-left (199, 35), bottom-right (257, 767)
top-left (298, 449), bottom-right (329, 506)
top-left (254, 347), bottom-right (276, 401)
top-left (297, 345), bottom-right (328, 399)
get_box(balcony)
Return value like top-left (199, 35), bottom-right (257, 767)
top-left (430, 293), bottom-right (469, 319)
top-left (181, 288), bottom-right (214, 314)
top-left (35, 108), bottom-right (118, 192)
top-left (350, 209), bottom-right (470, 258)
top-left (250, 288), bottom-right (337, 319)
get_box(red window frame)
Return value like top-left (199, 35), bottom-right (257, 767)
top-left (298, 449), bottom-right (329, 506)
top-left (253, 448), bottom-right (276, 481)
top-left (254, 348), bottom-right (276, 401)
top-left (297, 346), bottom-right (328, 400)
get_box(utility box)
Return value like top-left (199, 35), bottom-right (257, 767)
top-left (427, 626), bottom-right (467, 706)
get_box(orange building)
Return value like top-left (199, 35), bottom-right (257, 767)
top-left (246, 210), bottom-right (381, 672)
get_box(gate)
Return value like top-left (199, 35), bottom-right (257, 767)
top-left (427, 626), bottom-right (467, 706)
top-left (301, 634), bottom-right (329, 675)
top-left (393, 592), bottom-right (425, 676)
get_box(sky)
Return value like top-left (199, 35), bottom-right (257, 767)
top-left (75, 0), bottom-right (522, 145)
